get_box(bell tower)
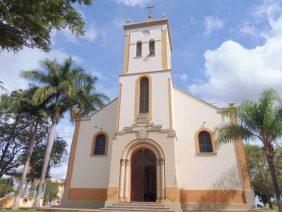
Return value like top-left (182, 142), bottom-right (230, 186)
top-left (122, 17), bottom-right (172, 74)
top-left (116, 16), bottom-right (174, 133)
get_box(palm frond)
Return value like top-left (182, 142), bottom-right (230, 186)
top-left (23, 57), bottom-right (109, 122)
top-left (21, 69), bottom-right (49, 85)
top-left (32, 86), bottom-right (56, 106)
top-left (269, 103), bottom-right (282, 141)
top-left (216, 124), bottom-right (255, 144)
top-left (0, 81), bottom-right (5, 90)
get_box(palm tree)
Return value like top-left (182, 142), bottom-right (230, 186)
top-left (22, 57), bottom-right (109, 207)
top-left (217, 89), bottom-right (282, 211)
top-left (0, 81), bottom-right (5, 90)
top-left (12, 88), bottom-right (48, 209)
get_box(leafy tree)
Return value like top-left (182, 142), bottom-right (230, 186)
top-left (22, 57), bottom-right (109, 207)
top-left (244, 144), bottom-right (282, 208)
top-left (0, 89), bottom-right (67, 207)
top-left (217, 89), bottom-right (282, 211)
top-left (0, 178), bottom-right (13, 198)
top-left (28, 136), bottom-right (67, 181)
top-left (0, 90), bottom-right (32, 177)
top-left (43, 180), bottom-right (60, 204)
top-left (0, 0), bottom-right (93, 52)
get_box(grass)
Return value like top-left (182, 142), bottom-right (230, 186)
top-left (258, 209), bottom-right (278, 212)
top-left (1, 209), bottom-right (38, 212)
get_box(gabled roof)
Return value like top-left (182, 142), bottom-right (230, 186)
top-left (78, 98), bottom-right (118, 120)
top-left (174, 86), bottom-right (219, 110)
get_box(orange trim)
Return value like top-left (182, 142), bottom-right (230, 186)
top-left (230, 110), bottom-right (251, 190)
top-left (68, 188), bottom-right (107, 201)
top-left (180, 189), bottom-right (246, 204)
top-left (165, 187), bottom-right (180, 202)
top-left (161, 28), bottom-right (168, 70)
top-left (107, 187), bottom-right (118, 201)
top-left (168, 78), bottom-right (173, 132)
top-left (65, 120), bottom-right (81, 188)
top-left (235, 140), bottom-right (252, 189)
top-left (91, 131), bottom-right (109, 156)
top-left (115, 84), bottom-right (122, 132)
top-left (194, 128), bottom-right (217, 154)
top-left (123, 34), bottom-right (130, 74)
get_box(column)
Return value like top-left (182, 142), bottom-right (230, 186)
top-left (124, 159), bottom-right (130, 201)
top-left (160, 159), bottom-right (165, 200)
top-left (156, 159), bottom-right (161, 202)
top-left (118, 159), bottom-right (126, 199)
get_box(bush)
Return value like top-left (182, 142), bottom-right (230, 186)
top-left (0, 178), bottom-right (14, 198)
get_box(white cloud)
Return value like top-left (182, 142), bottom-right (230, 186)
top-left (203, 16), bottom-right (224, 37)
top-left (0, 48), bottom-right (82, 92)
top-left (61, 24), bottom-right (99, 43)
top-left (176, 73), bottom-right (188, 82)
top-left (84, 25), bottom-right (99, 42)
top-left (240, 24), bottom-right (257, 36)
top-left (189, 0), bottom-right (282, 106)
top-left (115, 0), bottom-right (149, 6)
top-left (92, 70), bottom-right (105, 81)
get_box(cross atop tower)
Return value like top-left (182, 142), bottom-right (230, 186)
top-left (146, 3), bottom-right (154, 19)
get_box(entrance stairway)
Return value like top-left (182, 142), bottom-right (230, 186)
top-left (98, 202), bottom-right (175, 212)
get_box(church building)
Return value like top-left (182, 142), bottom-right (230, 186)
top-left (61, 16), bottom-right (254, 211)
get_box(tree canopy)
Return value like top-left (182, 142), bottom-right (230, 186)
top-left (0, 89), bottom-right (67, 178)
top-left (0, 0), bottom-right (93, 52)
top-left (244, 144), bottom-right (282, 208)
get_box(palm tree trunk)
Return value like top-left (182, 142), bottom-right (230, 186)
top-left (265, 144), bottom-right (281, 211)
top-left (12, 116), bottom-right (40, 209)
top-left (33, 108), bottom-right (59, 208)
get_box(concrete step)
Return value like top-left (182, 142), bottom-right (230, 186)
top-left (98, 202), bottom-right (174, 212)
top-left (112, 203), bottom-right (167, 207)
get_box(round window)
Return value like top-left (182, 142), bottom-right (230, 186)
top-left (142, 30), bottom-right (150, 36)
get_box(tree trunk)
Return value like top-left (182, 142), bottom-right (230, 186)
top-left (268, 198), bottom-right (273, 209)
top-left (33, 108), bottom-right (59, 208)
top-left (12, 117), bottom-right (40, 209)
top-left (264, 143), bottom-right (281, 212)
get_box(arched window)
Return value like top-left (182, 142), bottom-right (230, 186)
top-left (139, 77), bottom-right (149, 113)
top-left (136, 41), bottom-right (142, 57)
top-left (149, 40), bottom-right (155, 56)
top-left (93, 133), bottom-right (107, 155)
top-left (198, 131), bottom-right (213, 153)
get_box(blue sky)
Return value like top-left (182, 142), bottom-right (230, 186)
top-left (0, 0), bottom-right (282, 178)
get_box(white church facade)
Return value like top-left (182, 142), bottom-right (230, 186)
top-left (61, 17), bottom-right (254, 211)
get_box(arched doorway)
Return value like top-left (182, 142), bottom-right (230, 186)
top-left (131, 148), bottom-right (157, 202)
top-left (118, 139), bottom-right (165, 202)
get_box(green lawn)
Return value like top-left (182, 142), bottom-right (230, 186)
top-left (1, 209), bottom-right (38, 212)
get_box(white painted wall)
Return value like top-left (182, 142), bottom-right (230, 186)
top-left (70, 100), bottom-right (117, 188)
top-left (173, 88), bottom-right (242, 190)
top-left (126, 24), bottom-right (171, 74)
top-left (118, 71), bottom-right (172, 130)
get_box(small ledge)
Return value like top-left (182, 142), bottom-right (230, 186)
top-left (148, 54), bottom-right (155, 57)
top-left (90, 155), bottom-right (107, 157)
top-left (134, 56), bottom-right (142, 59)
top-left (195, 152), bottom-right (217, 157)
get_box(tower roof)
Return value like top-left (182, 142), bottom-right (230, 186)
top-left (123, 18), bottom-right (173, 50)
